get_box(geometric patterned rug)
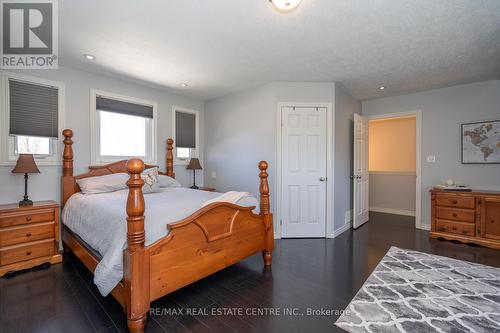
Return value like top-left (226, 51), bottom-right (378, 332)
top-left (335, 247), bottom-right (500, 333)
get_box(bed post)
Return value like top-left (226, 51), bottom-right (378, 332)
top-left (259, 161), bottom-right (274, 267)
top-left (125, 159), bottom-right (150, 333)
top-left (61, 129), bottom-right (74, 206)
top-left (166, 138), bottom-right (175, 178)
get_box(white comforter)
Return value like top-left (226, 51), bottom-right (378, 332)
top-left (62, 187), bottom-right (258, 296)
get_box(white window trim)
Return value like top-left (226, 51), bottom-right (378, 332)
top-left (90, 89), bottom-right (158, 165)
top-left (172, 106), bottom-right (200, 165)
top-left (0, 71), bottom-right (65, 166)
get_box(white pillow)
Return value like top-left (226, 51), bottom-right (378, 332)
top-left (77, 173), bottom-right (128, 195)
top-left (141, 167), bottom-right (161, 194)
top-left (158, 174), bottom-right (182, 188)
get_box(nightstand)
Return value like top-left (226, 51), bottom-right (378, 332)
top-left (199, 187), bottom-right (216, 192)
top-left (0, 201), bottom-right (62, 277)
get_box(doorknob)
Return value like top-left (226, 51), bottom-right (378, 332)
top-left (319, 177), bottom-right (326, 182)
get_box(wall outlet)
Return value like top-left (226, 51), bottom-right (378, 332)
top-left (211, 171), bottom-right (217, 179)
top-left (426, 155), bottom-right (436, 163)
top-left (345, 210), bottom-right (352, 224)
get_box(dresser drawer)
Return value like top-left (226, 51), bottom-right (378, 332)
top-left (436, 194), bottom-right (475, 209)
top-left (0, 222), bottom-right (55, 247)
top-left (436, 207), bottom-right (475, 223)
top-left (435, 220), bottom-right (475, 237)
top-left (0, 209), bottom-right (55, 228)
top-left (0, 239), bottom-right (54, 266)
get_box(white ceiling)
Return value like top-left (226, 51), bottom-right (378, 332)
top-left (59, 0), bottom-right (500, 101)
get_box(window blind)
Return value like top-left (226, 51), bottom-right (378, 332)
top-left (96, 96), bottom-right (153, 119)
top-left (9, 79), bottom-right (59, 138)
top-left (175, 111), bottom-right (196, 148)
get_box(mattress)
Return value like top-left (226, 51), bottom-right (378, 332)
top-left (62, 187), bottom-right (258, 296)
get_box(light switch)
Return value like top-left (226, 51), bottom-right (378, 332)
top-left (211, 171), bottom-right (217, 179)
top-left (426, 155), bottom-right (436, 163)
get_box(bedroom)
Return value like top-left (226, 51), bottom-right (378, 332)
top-left (0, 1), bottom-right (500, 333)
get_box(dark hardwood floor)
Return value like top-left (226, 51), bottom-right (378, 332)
top-left (1, 212), bottom-right (499, 333)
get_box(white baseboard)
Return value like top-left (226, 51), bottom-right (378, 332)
top-left (418, 224), bottom-right (431, 231)
top-left (369, 206), bottom-right (416, 217)
top-left (332, 222), bottom-right (351, 238)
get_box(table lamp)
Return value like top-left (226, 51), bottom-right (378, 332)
top-left (186, 158), bottom-right (202, 189)
top-left (12, 154), bottom-right (40, 206)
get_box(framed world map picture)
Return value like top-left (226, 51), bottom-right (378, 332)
top-left (461, 120), bottom-right (500, 164)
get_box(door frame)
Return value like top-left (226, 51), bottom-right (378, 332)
top-left (366, 110), bottom-right (424, 230)
top-left (275, 102), bottom-right (334, 239)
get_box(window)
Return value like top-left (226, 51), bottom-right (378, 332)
top-left (172, 107), bottom-right (199, 162)
top-left (1, 72), bottom-right (65, 165)
top-left (90, 90), bottom-right (157, 165)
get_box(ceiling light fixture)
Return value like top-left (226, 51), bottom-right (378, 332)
top-left (83, 54), bottom-right (95, 60)
top-left (180, 83), bottom-right (188, 87)
top-left (269, 0), bottom-right (302, 13)
top-left (378, 86), bottom-right (386, 90)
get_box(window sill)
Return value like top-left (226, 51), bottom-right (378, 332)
top-left (0, 159), bottom-right (62, 167)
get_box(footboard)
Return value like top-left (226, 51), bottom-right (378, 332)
top-left (124, 159), bottom-right (273, 332)
top-left (148, 202), bottom-right (266, 300)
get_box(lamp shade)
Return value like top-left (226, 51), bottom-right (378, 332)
top-left (12, 154), bottom-right (40, 174)
top-left (186, 158), bottom-right (202, 170)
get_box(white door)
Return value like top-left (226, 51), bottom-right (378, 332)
top-left (281, 106), bottom-right (327, 238)
top-left (353, 113), bottom-right (369, 229)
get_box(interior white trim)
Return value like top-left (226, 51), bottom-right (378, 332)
top-left (332, 221), bottom-right (351, 238)
top-left (171, 106), bottom-right (200, 166)
top-left (369, 206), bottom-right (416, 217)
top-left (0, 71), bottom-right (66, 166)
top-left (275, 102), bottom-right (334, 239)
top-left (367, 110), bottom-right (423, 230)
top-left (90, 89), bottom-right (158, 165)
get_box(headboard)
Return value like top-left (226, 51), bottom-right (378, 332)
top-left (61, 129), bottom-right (175, 206)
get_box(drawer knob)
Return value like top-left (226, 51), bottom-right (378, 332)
top-left (451, 200), bottom-right (458, 204)
top-left (26, 232), bottom-right (32, 237)
top-left (26, 251), bottom-right (32, 255)
top-left (452, 226), bottom-right (457, 231)
top-left (26, 216), bottom-right (32, 221)
top-left (452, 213), bottom-right (458, 217)
top-left (491, 220), bottom-right (496, 224)
top-left (462, 230), bottom-right (468, 234)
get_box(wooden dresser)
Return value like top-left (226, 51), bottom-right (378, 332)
top-left (0, 201), bottom-right (62, 276)
top-left (430, 189), bottom-right (500, 249)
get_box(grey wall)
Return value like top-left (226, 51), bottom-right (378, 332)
top-left (334, 85), bottom-right (361, 232)
top-left (0, 67), bottom-right (204, 204)
top-left (369, 173), bottom-right (416, 213)
top-left (205, 81), bottom-right (360, 237)
top-left (362, 80), bottom-right (500, 227)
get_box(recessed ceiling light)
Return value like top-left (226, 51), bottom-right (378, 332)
top-left (269, 0), bottom-right (303, 13)
top-left (378, 86), bottom-right (386, 90)
top-left (83, 54), bottom-right (95, 60)
top-left (179, 83), bottom-right (188, 87)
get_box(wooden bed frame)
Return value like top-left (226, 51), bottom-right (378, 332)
top-left (60, 129), bottom-right (274, 333)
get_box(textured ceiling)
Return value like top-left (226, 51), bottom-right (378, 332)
top-left (59, 0), bottom-right (500, 101)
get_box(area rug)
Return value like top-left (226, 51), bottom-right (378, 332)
top-left (335, 247), bottom-right (500, 333)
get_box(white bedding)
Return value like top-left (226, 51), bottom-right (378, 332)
top-left (62, 187), bottom-right (258, 296)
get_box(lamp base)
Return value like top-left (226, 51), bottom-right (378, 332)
top-left (190, 185), bottom-right (199, 190)
top-left (19, 198), bottom-right (33, 206)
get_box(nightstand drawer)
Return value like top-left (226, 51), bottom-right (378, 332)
top-left (0, 209), bottom-right (55, 228)
top-left (0, 239), bottom-right (54, 266)
top-left (436, 207), bottom-right (475, 223)
top-left (0, 222), bottom-right (55, 247)
top-left (436, 220), bottom-right (475, 237)
top-left (436, 194), bottom-right (475, 209)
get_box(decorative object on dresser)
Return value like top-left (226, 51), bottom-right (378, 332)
top-left (430, 188), bottom-right (500, 249)
top-left (461, 120), bottom-right (500, 164)
top-left (186, 157), bottom-right (202, 189)
top-left (11, 154), bottom-right (40, 206)
top-left (0, 201), bottom-right (62, 277)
